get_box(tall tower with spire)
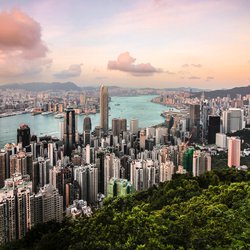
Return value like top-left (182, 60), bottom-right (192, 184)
top-left (100, 85), bottom-right (109, 133)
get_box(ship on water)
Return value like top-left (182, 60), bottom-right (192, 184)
top-left (54, 113), bottom-right (64, 119)
top-left (41, 111), bottom-right (53, 116)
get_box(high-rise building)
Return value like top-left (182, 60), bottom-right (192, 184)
top-left (83, 116), bottom-right (92, 146)
top-left (0, 173), bottom-right (32, 244)
top-left (190, 104), bottom-right (200, 128)
top-left (207, 115), bottom-right (220, 144)
top-left (17, 124), bottom-right (31, 148)
top-left (112, 118), bottom-right (127, 137)
top-left (74, 165), bottom-right (98, 204)
top-left (63, 108), bottom-right (76, 156)
top-left (130, 119), bottom-right (139, 134)
top-left (130, 160), bottom-right (144, 191)
top-left (100, 85), bottom-right (109, 133)
top-left (0, 152), bottom-right (6, 188)
top-left (159, 160), bottom-right (175, 182)
top-left (192, 150), bottom-right (211, 177)
top-left (107, 178), bottom-right (134, 198)
top-left (222, 108), bottom-right (244, 133)
top-left (216, 133), bottom-right (227, 148)
top-left (228, 137), bottom-right (241, 168)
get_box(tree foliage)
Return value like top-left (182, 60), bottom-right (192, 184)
top-left (1, 168), bottom-right (250, 250)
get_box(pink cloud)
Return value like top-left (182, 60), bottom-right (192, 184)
top-left (108, 52), bottom-right (162, 76)
top-left (206, 76), bottom-right (214, 81)
top-left (54, 64), bottom-right (82, 79)
top-left (188, 76), bottom-right (200, 80)
top-left (0, 9), bottom-right (50, 77)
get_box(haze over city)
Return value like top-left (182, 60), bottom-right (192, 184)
top-left (0, 0), bottom-right (250, 88)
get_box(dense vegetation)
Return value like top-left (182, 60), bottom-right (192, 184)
top-left (2, 168), bottom-right (250, 250)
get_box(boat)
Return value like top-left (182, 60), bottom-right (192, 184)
top-left (115, 103), bottom-right (120, 106)
top-left (54, 113), bottom-right (64, 119)
top-left (41, 111), bottom-right (53, 116)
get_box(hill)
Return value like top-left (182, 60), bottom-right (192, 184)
top-left (0, 82), bottom-right (81, 92)
top-left (194, 85), bottom-right (250, 99)
top-left (2, 168), bottom-right (250, 250)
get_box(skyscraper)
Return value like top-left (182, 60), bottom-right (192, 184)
top-left (63, 108), bottom-right (76, 156)
top-left (222, 108), bottom-right (244, 133)
top-left (207, 115), bottom-right (220, 144)
top-left (130, 119), bottom-right (139, 134)
top-left (17, 124), bottom-right (31, 148)
top-left (100, 85), bottom-right (109, 133)
top-left (228, 137), bottom-right (241, 168)
top-left (112, 118), bottom-right (127, 137)
top-left (83, 116), bottom-right (92, 146)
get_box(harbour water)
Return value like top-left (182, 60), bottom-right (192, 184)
top-left (0, 95), bottom-right (174, 148)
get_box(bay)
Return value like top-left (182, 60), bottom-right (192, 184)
top-left (0, 95), bottom-right (173, 148)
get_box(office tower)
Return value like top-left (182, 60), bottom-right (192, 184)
top-left (100, 85), bottom-right (109, 133)
top-left (207, 115), bottom-right (220, 144)
top-left (83, 116), bottom-right (92, 146)
top-left (155, 127), bottom-right (168, 145)
top-left (80, 92), bottom-right (86, 106)
top-left (190, 104), bottom-right (200, 128)
top-left (130, 119), bottom-right (139, 134)
top-left (146, 127), bottom-right (155, 139)
top-left (96, 151), bottom-right (105, 194)
top-left (183, 147), bottom-right (194, 174)
top-left (159, 160), bottom-right (175, 182)
top-left (200, 100), bottom-right (211, 142)
top-left (107, 178), bottom-right (134, 198)
top-left (17, 124), bottom-right (31, 148)
top-left (139, 129), bottom-right (146, 150)
top-left (0, 152), bottom-right (6, 188)
top-left (48, 142), bottom-right (54, 167)
top-left (222, 108), bottom-right (244, 133)
top-left (63, 108), bottom-right (76, 156)
top-left (228, 137), bottom-right (241, 168)
top-left (58, 103), bottom-right (64, 113)
top-left (85, 144), bottom-right (91, 164)
top-left (192, 150), bottom-right (211, 177)
top-left (59, 121), bottom-right (64, 140)
top-left (216, 133), bottom-right (227, 148)
top-left (112, 118), bottom-right (127, 137)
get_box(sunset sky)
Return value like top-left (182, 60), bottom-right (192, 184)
top-left (0, 0), bottom-right (249, 89)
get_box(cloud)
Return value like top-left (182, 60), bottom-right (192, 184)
top-left (191, 64), bottom-right (202, 68)
top-left (165, 71), bottom-right (175, 75)
top-left (0, 9), bottom-right (50, 77)
top-left (206, 76), bottom-right (214, 81)
top-left (54, 64), bottom-right (82, 79)
top-left (182, 63), bottom-right (202, 68)
top-left (188, 76), bottom-right (200, 80)
top-left (107, 52), bottom-right (162, 76)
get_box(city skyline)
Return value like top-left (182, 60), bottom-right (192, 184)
top-left (0, 0), bottom-right (250, 88)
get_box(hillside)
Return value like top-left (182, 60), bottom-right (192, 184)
top-left (0, 82), bottom-right (81, 92)
top-left (2, 168), bottom-right (250, 250)
top-left (193, 85), bottom-right (250, 99)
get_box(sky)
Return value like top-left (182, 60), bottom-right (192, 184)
top-left (0, 0), bottom-right (249, 89)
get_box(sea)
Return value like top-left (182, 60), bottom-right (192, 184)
top-left (0, 95), bottom-right (174, 148)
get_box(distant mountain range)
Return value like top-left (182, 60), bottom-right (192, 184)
top-left (193, 85), bottom-right (250, 99)
top-left (0, 82), bottom-right (81, 92)
top-left (0, 82), bottom-right (249, 98)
